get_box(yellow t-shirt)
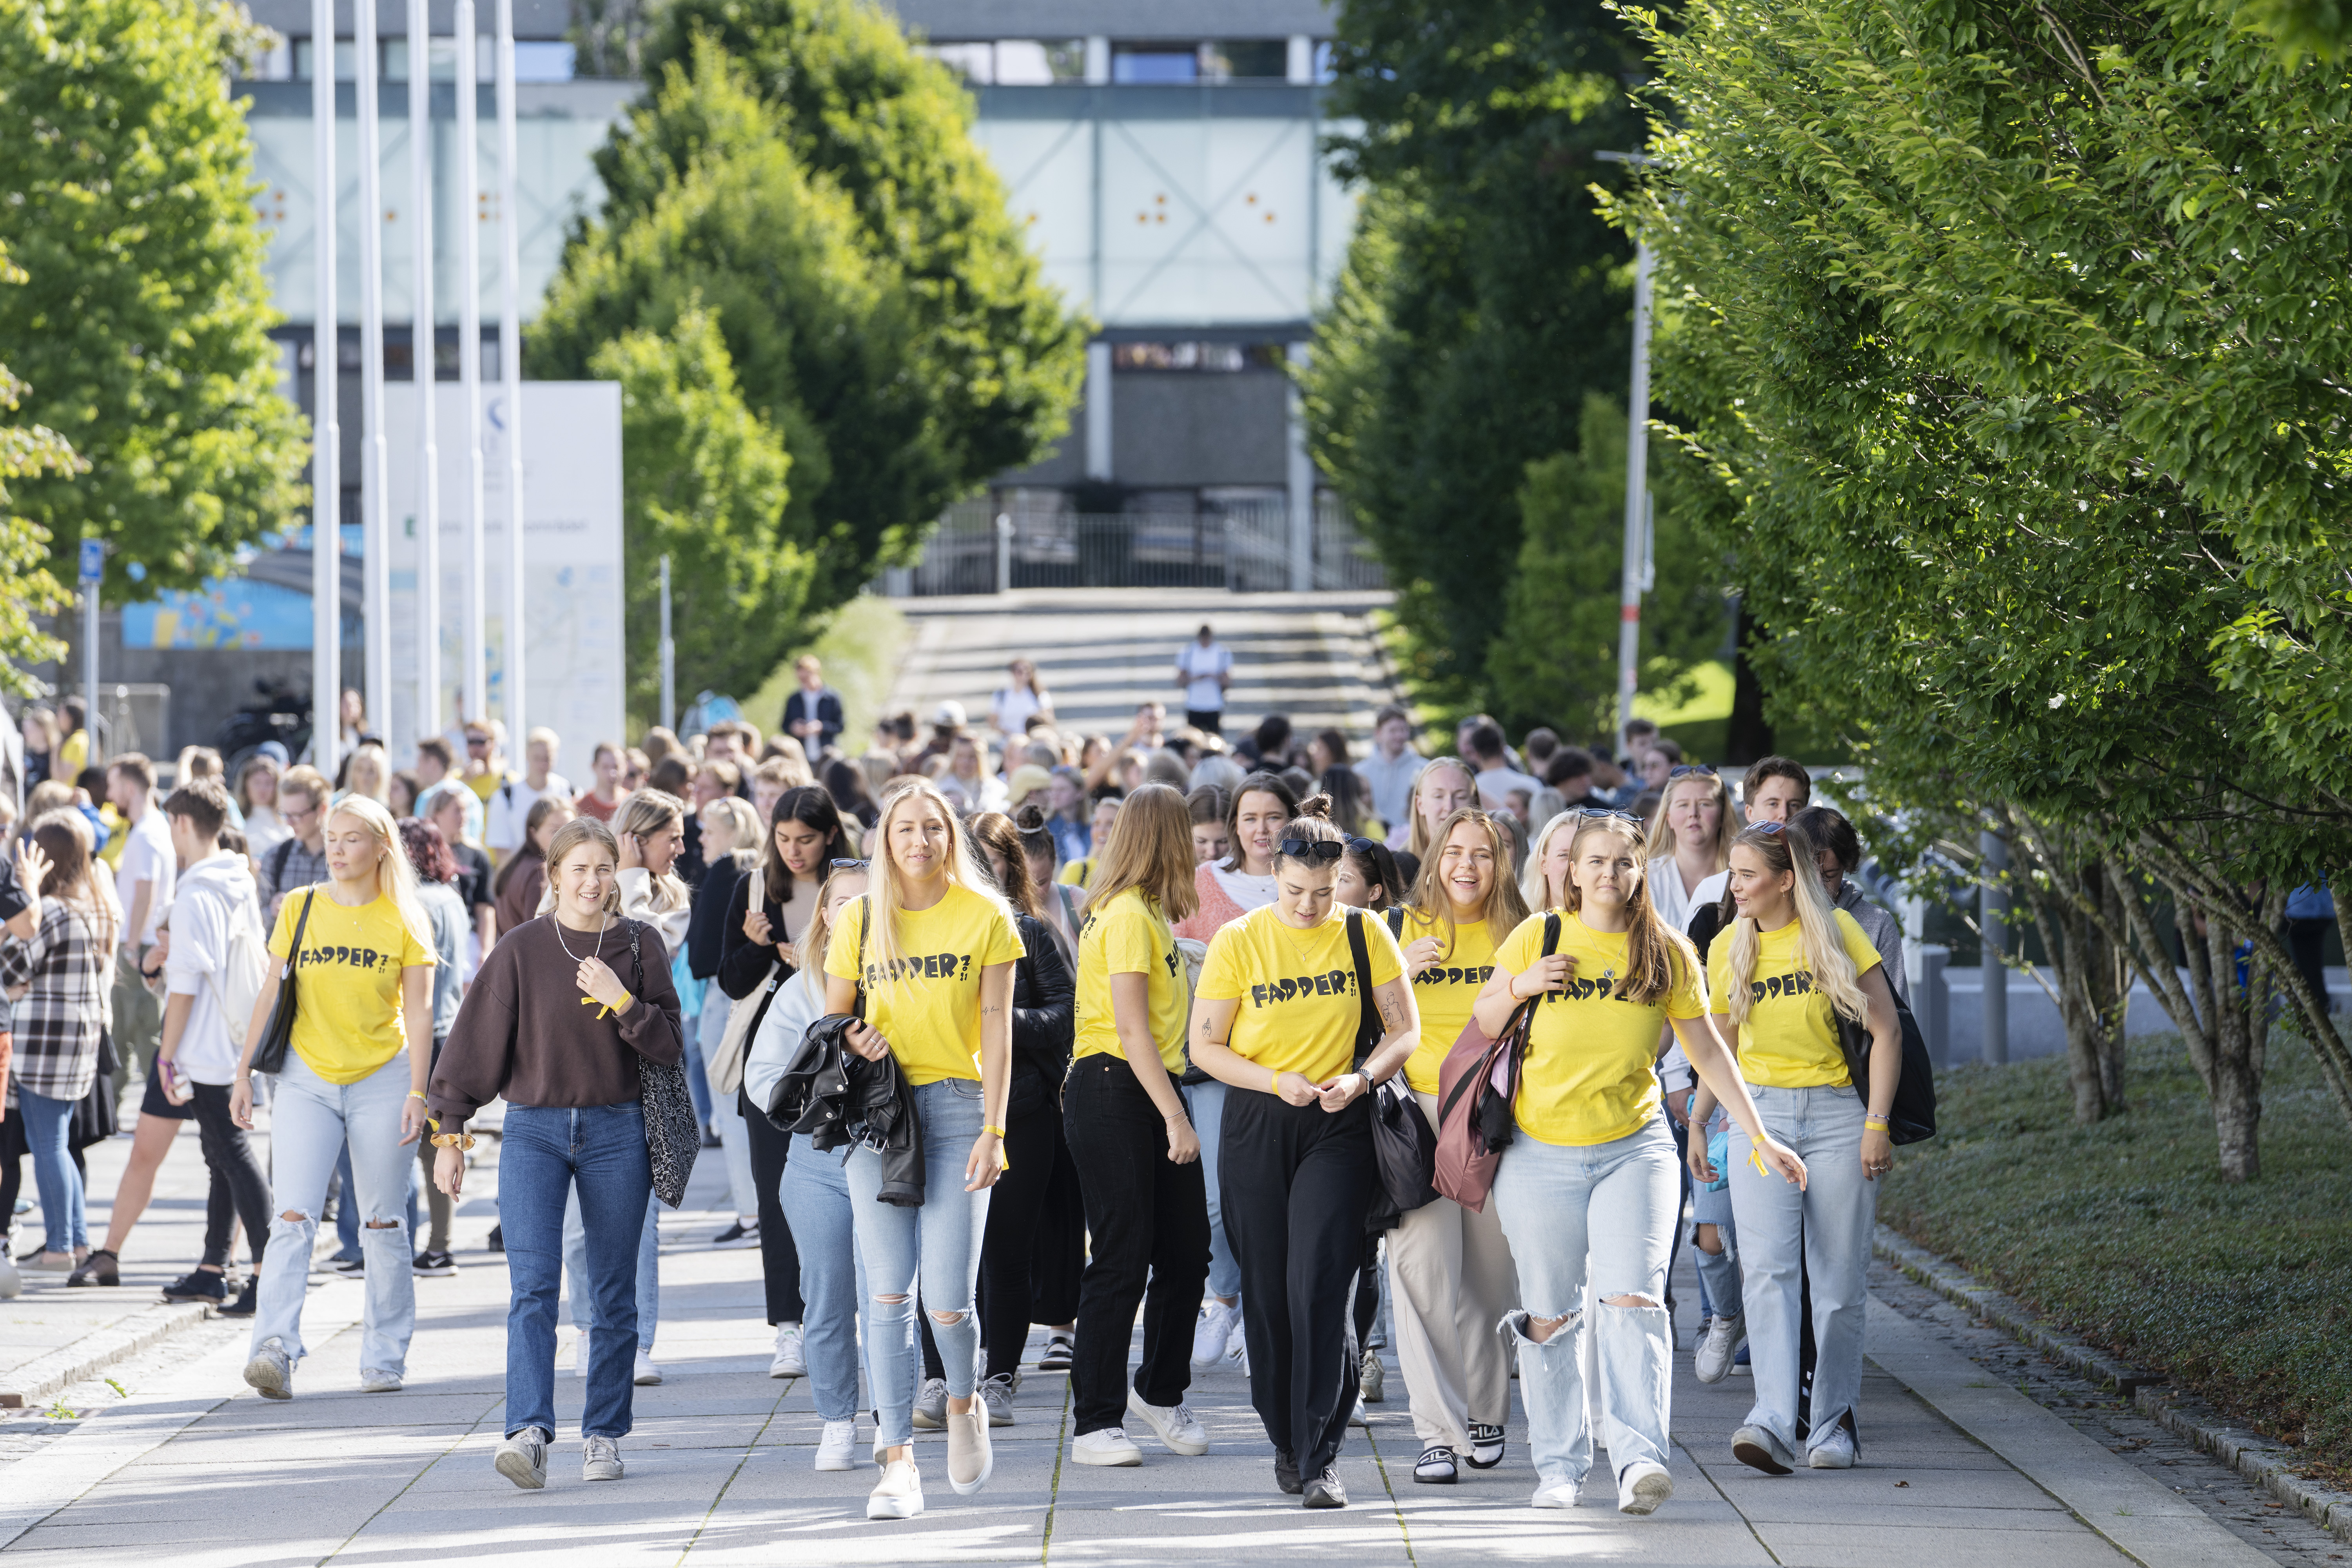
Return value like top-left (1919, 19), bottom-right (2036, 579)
top-left (1396, 908), bottom-right (1497, 1095)
top-left (1073, 887), bottom-right (1189, 1073)
top-left (1706, 907), bottom-right (1882, 1089)
top-left (267, 886), bottom-right (435, 1084)
top-left (465, 770), bottom-right (504, 804)
top-left (1058, 858), bottom-right (1095, 889)
top-left (58, 728), bottom-right (89, 775)
top-left (1497, 910), bottom-right (1706, 1147)
top-left (825, 884), bottom-right (1026, 1087)
top-left (1196, 904), bottom-right (1405, 1083)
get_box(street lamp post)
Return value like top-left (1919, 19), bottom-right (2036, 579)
top-left (310, 0), bottom-right (341, 775)
top-left (409, 0), bottom-right (441, 744)
top-left (495, 0), bottom-right (526, 743)
top-left (356, 0), bottom-right (391, 739)
top-left (456, 1), bottom-right (486, 728)
top-left (1597, 149), bottom-right (1659, 762)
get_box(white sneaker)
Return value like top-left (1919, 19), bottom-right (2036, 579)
top-left (769, 1322), bottom-right (806, 1379)
top-left (1349, 1394), bottom-right (1369, 1428)
top-left (816, 1418), bottom-right (857, 1472)
top-left (1126, 1387), bottom-right (1208, 1455)
top-left (946, 1406), bottom-right (993, 1495)
top-left (980, 1372), bottom-right (1017, 1427)
top-left (583, 1434), bottom-right (625, 1481)
top-left (359, 1368), bottom-right (403, 1393)
top-left (495, 1425), bottom-right (550, 1490)
top-left (575, 1330), bottom-right (590, 1379)
top-left (867, 1457), bottom-right (923, 1519)
top-left (1192, 1299), bottom-right (1240, 1367)
top-left (1617, 1458), bottom-right (1673, 1514)
top-left (0, 1250), bottom-right (20, 1299)
top-left (1071, 1427), bottom-right (1143, 1467)
top-left (1695, 1313), bottom-right (1744, 1385)
top-left (911, 1376), bottom-right (949, 1430)
top-left (1359, 1348), bottom-right (1385, 1402)
top-left (243, 1337), bottom-right (294, 1401)
top-left (1531, 1478), bottom-right (1583, 1508)
top-left (633, 1348), bottom-right (661, 1386)
top-left (1808, 1424), bottom-right (1856, 1469)
top-left (1225, 1341), bottom-right (1249, 1379)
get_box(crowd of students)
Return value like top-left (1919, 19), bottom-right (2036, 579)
top-left (2, 668), bottom-right (1913, 1522)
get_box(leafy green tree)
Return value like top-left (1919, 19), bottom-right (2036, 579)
top-left (0, 243), bottom-right (82, 696)
top-left (1486, 394), bottom-right (1725, 738)
top-left (590, 307), bottom-right (807, 726)
top-left (0, 0), bottom-right (307, 602)
top-left (544, 0), bottom-right (1086, 616)
top-left (1613, 0), bottom-right (2352, 1172)
top-left (1303, 0), bottom-right (1653, 710)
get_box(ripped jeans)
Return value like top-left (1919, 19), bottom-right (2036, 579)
top-left (1490, 1115), bottom-right (1678, 1488)
top-left (249, 1050), bottom-right (418, 1377)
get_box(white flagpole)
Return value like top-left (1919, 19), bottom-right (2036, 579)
top-left (495, 0), bottom-right (525, 743)
top-left (408, 0), bottom-right (440, 746)
top-left (356, 0), bottom-right (390, 743)
top-left (456, 0), bottom-right (486, 728)
top-left (310, 0), bottom-right (341, 775)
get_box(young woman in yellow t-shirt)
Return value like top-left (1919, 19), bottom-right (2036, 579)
top-left (1063, 783), bottom-right (1211, 1468)
top-left (1381, 807), bottom-right (1530, 1485)
top-left (1189, 795), bottom-right (1420, 1510)
top-left (1696, 818), bottom-right (1901, 1478)
top-left (228, 794), bottom-right (436, 1404)
top-left (1468, 812), bottom-right (1802, 1515)
top-left (822, 779), bottom-right (1022, 1521)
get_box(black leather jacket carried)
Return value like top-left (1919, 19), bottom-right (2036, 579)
top-left (763, 1012), bottom-right (926, 1206)
top-left (1009, 911), bottom-right (1075, 1116)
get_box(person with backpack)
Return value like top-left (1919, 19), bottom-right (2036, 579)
top-left (429, 815), bottom-right (686, 1490)
top-left (1187, 795), bottom-right (1420, 1510)
top-left (484, 728), bottom-right (573, 866)
top-left (1469, 810), bottom-right (1804, 1514)
top-left (1696, 818), bottom-right (1903, 1477)
top-left (1382, 808), bottom-right (1529, 1485)
top-left (255, 766), bottom-right (331, 921)
top-left (139, 781), bottom-right (273, 1308)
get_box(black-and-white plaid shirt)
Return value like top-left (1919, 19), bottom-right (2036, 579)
top-left (259, 835), bottom-right (328, 914)
top-left (1, 899), bottom-right (114, 1103)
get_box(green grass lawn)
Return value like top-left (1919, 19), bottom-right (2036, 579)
top-left (1880, 1033), bottom-right (2352, 1475)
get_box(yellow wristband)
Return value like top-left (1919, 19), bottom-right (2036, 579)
top-left (983, 1124), bottom-right (1006, 1138)
top-left (1269, 1067), bottom-right (1281, 1093)
top-left (1864, 1113), bottom-right (1891, 1130)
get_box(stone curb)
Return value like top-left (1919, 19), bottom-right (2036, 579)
top-left (0, 1299), bottom-right (214, 1411)
top-left (1875, 1223), bottom-right (2352, 1545)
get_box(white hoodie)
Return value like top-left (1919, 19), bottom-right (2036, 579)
top-left (163, 851), bottom-right (265, 1085)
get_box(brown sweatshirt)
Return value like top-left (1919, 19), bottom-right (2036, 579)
top-left (428, 914), bottom-right (683, 1132)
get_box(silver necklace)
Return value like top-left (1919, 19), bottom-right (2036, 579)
top-left (552, 908), bottom-right (609, 962)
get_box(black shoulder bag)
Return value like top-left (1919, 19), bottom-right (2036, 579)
top-left (1832, 981), bottom-right (1938, 1145)
top-left (1352, 909), bottom-right (1441, 1228)
top-left (620, 919), bottom-right (702, 1207)
top-left (248, 889), bottom-right (317, 1076)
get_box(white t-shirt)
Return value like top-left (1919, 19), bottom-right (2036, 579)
top-left (1646, 856), bottom-right (1725, 1098)
top-left (1472, 764), bottom-right (1543, 813)
top-left (1176, 641), bottom-right (1232, 712)
top-left (484, 773), bottom-right (573, 855)
top-left (118, 806), bottom-right (176, 947)
top-left (992, 686), bottom-right (1045, 735)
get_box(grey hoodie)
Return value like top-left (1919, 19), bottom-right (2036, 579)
top-left (162, 851), bottom-right (265, 1084)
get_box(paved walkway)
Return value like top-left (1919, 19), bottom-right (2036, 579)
top-left (0, 1122), bottom-right (2299, 1568)
top-left (884, 588), bottom-right (1402, 746)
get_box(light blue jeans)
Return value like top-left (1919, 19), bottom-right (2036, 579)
top-left (782, 1131), bottom-right (871, 1422)
top-left (706, 988), bottom-right (762, 1218)
top-left (1730, 1083), bottom-right (1878, 1451)
top-left (1691, 1113), bottom-right (1742, 1321)
top-left (564, 1185), bottom-right (658, 1352)
top-left (848, 1076), bottom-right (990, 1447)
top-left (1490, 1115), bottom-right (1678, 1488)
top-left (1191, 1078), bottom-right (1242, 1301)
top-left (17, 1087), bottom-right (85, 1254)
top-left (252, 1051), bottom-right (417, 1377)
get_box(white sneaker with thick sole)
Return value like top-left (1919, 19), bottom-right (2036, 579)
top-left (816, 1419), bottom-right (858, 1472)
top-left (946, 1406), bottom-right (994, 1494)
top-left (495, 1426), bottom-right (550, 1490)
top-left (1349, 1394), bottom-right (1370, 1428)
top-left (770, 1322), bottom-right (806, 1379)
top-left (243, 1338), bottom-right (294, 1401)
top-left (1617, 1458), bottom-right (1673, 1514)
top-left (1360, 1348), bottom-right (1385, 1403)
top-left (1808, 1425), bottom-right (1856, 1469)
top-left (574, 1330), bottom-right (590, 1379)
top-left (583, 1434), bottom-right (625, 1481)
top-left (1126, 1388), bottom-right (1208, 1455)
top-left (867, 1457), bottom-right (924, 1519)
top-left (359, 1368), bottom-right (402, 1393)
top-left (1732, 1423), bottom-right (1795, 1475)
top-left (1071, 1427), bottom-right (1143, 1467)
top-left (1531, 1479), bottom-right (1583, 1509)
top-left (980, 1372), bottom-right (1017, 1427)
top-left (1695, 1314), bottom-right (1744, 1385)
top-left (633, 1348), bottom-right (662, 1386)
top-left (1192, 1299), bottom-right (1240, 1367)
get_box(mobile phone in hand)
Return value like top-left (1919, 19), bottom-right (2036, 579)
top-left (160, 1059), bottom-right (194, 1105)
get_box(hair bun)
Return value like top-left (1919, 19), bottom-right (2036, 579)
top-left (1293, 791), bottom-right (1334, 820)
top-left (1013, 802), bottom-right (1048, 832)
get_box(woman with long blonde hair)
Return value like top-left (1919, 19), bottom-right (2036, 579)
top-left (823, 779), bottom-right (1024, 1519)
top-left (1392, 757), bottom-right (1478, 861)
top-left (1384, 807), bottom-right (1531, 1483)
top-left (1696, 819), bottom-right (1900, 1478)
top-left (1645, 766), bottom-right (1740, 935)
top-left (1064, 784), bottom-right (1210, 1468)
top-left (1468, 810), bottom-right (1802, 1514)
top-left (430, 815), bottom-right (687, 1490)
top-left (229, 795), bottom-right (436, 1402)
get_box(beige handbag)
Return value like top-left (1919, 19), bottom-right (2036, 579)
top-left (709, 868), bottom-right (775, 1098)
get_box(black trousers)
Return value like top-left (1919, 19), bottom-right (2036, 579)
top-left (191, 1082), bottom-right (272, 1269)
top-left (1220, 1087), bottom-right (1373, 1478)
top-left (1031, 1123), bottom-right (1086, 1325)
top-left (1185, 710), bottom-right (1223, 735)
top-left (974, 1091), bottom-right (1064, 1381)
top-left (2288, 917), bottom-right (2334, 1014)
top-left (1065, 1056), bottom-right (1210, 1432)
top-left (738, 1084), bottom-right (805, 1324)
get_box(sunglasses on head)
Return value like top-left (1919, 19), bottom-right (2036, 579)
top-left (830, 858), bottom-right (870, 871)
top-left (1575, 808), bottom-right (1643, 825)
top-left (1749, 820), bottom-right (1789, 835)
top-left (1668, 764), bottom-right (1717, 779)
top-left (1279, 837), bottom-right (1345, 863)
top-left (1346, 836), bottom-right (1380, 854)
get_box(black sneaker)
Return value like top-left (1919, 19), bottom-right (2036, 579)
top-left (68, 1248), bottom-right (120, 1287)
top-left (709, 1221), bottom-right (759, 1250)
top-left (486, 1224), bottom-right (504, 1254)
top-left (220, 1276), bottom-right (259, 1316)
top-left (1303, 1467), bottom-right (1348, 1508)
top-left (162, 1269), bottom-right (227, 1304)
top-left (1274, 1448), bottom-right (1303, 1495)
top-left (412, 1250), bottom-right (458, 1277)
top-left (330, 1255), bottom-right (366, 1277)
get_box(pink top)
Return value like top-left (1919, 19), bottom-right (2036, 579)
top-left (1173, 861), bottom-right (1277, 942)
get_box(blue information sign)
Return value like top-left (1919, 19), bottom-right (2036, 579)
top-left (78, 538), bottom-right (104, 584)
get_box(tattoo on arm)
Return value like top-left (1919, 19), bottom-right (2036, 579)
top-left (1378, 994), bottom-right (1403, 1033)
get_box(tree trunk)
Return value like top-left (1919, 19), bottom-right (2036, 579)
top-left (2011, 814), bottom-right (2127, 1122)
top-left (1724, 599), bottom-right (1775, 764)
top-left (2210, 1036), bottom-right (2264, 1182)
